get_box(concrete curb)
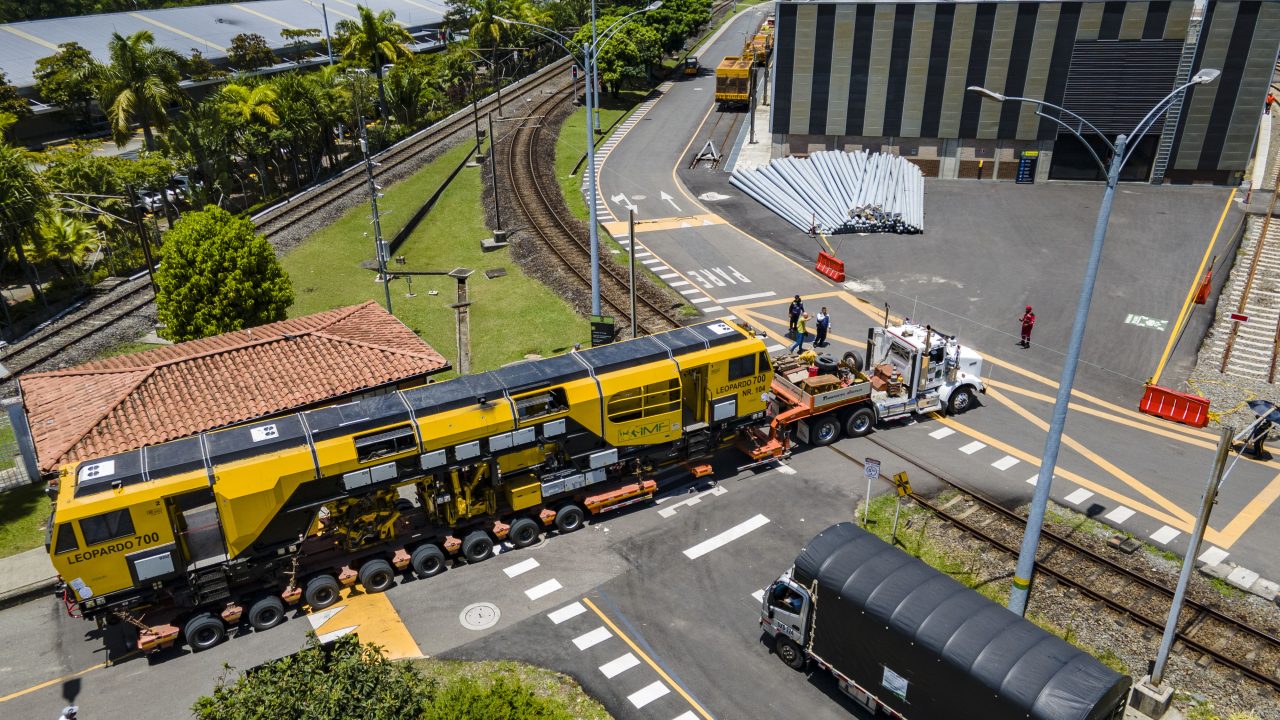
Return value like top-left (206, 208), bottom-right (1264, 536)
top-left (0, 576), bottom-right (58, 611)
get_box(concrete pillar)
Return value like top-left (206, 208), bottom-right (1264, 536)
top-left (1129, 675), bottom-right (1174, 719)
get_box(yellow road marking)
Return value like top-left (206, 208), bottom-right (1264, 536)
top-left (581, 597), bottom-right (713, 720)
top-left (128, 13), bottom-right (226, 53)
top-left (1150, 188), bottom-right (1238, 386)
top-left (0, 651), bottom-right (137, 704)
top-left (1, 25), bottom-right (59, 51)
top-left (1217, 471), bottom-right (1280, 547)
top-left (309, 589), bottom-right (422, 660)
top-left (231, 3), bottom-right (295, 28)
top-left (984, 387), bottom-right (1193, 523)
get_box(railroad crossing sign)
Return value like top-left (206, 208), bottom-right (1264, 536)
top-left (1229, 312), bottom-right (1249, 323)
top-left (892, 471), bottom-right (912, 497)
top-left (864, 458), bottom-right (881, 481)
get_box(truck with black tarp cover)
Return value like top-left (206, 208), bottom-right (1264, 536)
top-left (760, 522), bottom-right (1130, 720)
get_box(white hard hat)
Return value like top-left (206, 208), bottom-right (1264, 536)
top-left (63, 707), bottom-right (79, 716)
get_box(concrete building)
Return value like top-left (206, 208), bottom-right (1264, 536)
top-left (768, 0), bottom-right (1280, 184)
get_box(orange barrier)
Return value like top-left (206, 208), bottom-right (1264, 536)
top-left (1139, 384), bottom-right (1210, 428)
top-left (1195, 269), bottom-right (1213, 304)
top-left (815, 251), bottom-right (845, 282)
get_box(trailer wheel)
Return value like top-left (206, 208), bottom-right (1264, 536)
top-left (775, 636), bottom-right (806, 670)
top-left (508, 517), bottom-right (540, 548)
top-left (555, 504), bottom-right (585, 534)
top-left (358, 559), bottom-right (396, 593)
top-left (811, 416), bottom-right (841, 446)
top-left (411, 544), bottom-right (447, 578)
top-left (842, 350), bottom-right (864, 373)
top-left (304, 574), bottom-right (341, 610)
top-left (845, 408), bottom-right (876, 438)
top-left (184, 613), bottom-right (226, 652)
top-left (461, 530), bottom-right (494, 563)
top-left (949, 386), bottom-right (976, 415)
top-left (248, 595), bottom-right (286, 631)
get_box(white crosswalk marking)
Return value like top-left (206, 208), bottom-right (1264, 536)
top-left (991, 455), bottom-right (1020, 471)
top-left (958, 441), bottom-right (986, 454)
top-left (503, 558), bottom-right (539, 578)
top-left (1103, 506), bottom-right (1135, 523)
top-left (751, 588), bottom-right (765, 602)
top-left (703, 306), bottom-right (724, 312)
top-left (1064, 488), bottom-right (1094, 505)
top-left (1026, 475), bottom-right (1040, 486)
top-left (525, 579), bottom-right (562, 600)
top-left (1149, 526), bottom-right (1180, 544)
top-left (683, 514), bottom-right (770, 559)
top-left (573, 626), bottom-right (612, 650)
top-left (547, 602), bottom-right (586, 624)
top-left (671, 713), bottom-right (698, 720)
top-left (928, 427), bottom-right (955, 439)
top-left (1199, 546), bottom-right (1229, 565)
top-left (628, 681), bottom-right (670, 708)
top-left (659, 273), bottom-right (679, 279)
top-left (599, 653), bottom-right (641, 678)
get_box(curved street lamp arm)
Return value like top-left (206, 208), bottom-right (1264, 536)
top-left (1033, 109), bottom-right (1109, 176)
top-left (1119, 79), bottom-right (1203, 168)
top-left (1000, 94), bottom-right (1114, 154)
top-left (494, 16), bottom-right (574, 47)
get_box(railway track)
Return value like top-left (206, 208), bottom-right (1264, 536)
top-left (504, 76), bottom-right (684, 336)
top-left (1215, 181), bottom-right (1280, 382)
top-left (825, 438), bottom-right (1280, 692)
top-left (0, 60), bottom-right (572, 389)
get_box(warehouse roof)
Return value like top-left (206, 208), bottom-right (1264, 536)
top-left (19, 301), bottom-right (449, 473)
top-left (0, 0), bottom-right (447, 90)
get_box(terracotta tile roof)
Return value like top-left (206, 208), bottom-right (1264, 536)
top-left (20, 301), bottom-right (449, 473)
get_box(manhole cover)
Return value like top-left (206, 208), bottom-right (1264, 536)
top-left (460, 602), bottom-right (500, 630)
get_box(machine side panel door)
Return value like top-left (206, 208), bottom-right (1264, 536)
top-left (766, 581), bottom-right (808, 643)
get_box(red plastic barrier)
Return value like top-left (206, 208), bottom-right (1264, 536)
top-left (1195, 269), bottom-right (1213, 305)
top-left (1139, 384), bottom-right (1210, 428)
top-left (815, 251), bottom-right (846, 282)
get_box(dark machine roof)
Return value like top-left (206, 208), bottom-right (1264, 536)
top-left (305, 394), bottom-right (412, 441)
top-left (794, 523), bottom-right (1129, 720)
top-left (492, 354), bottom-right (590, 394)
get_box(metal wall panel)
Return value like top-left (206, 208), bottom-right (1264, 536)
top-left (808, 3), bottom-right (838, 134)
top-left (862, 4), bottom-right (898, 136)
top-left (1217, 3), bottom-right (1280, 170)
top-left (1164, 0), bottom-right (1194, 39)
top-left (881, 3), bottom-right (917, 136)
top-left (1077, 1), bottom-right (1105, 39)
top-left (1019, 3), bottom-right (1061, 137)
top-left (900, 4), bottom-right (936, 137)
top-left (825, 4), bottom-right (859, 135)
top-left (1173, 0), bottom-right (1234, 168)
top-left (938, 3), bottom-right (978, 138)
top-left (1060, 40), bottom-right (1184, 134)
top-left (789, 4), bottom-right (819, 136)
top-left (980, 3), bottom-right (1020, 139)
top-left (1119, 1), bottom-right (1150, 39)
top-left (1198, 1), bottom-right (1264, 170)
top-left (771, 2), bottom-right (797, 134)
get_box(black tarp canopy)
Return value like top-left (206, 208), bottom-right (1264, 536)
top-left (793, 523), bottom-right (1130, 720)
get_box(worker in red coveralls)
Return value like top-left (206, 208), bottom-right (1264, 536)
top-left (1019, 306), bottom-right (1036, 348)
top-left (1267, 92), bottom-right (1276, 115)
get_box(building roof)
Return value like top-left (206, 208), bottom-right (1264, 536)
top-left (19, 301), bottom-right (449, 473)
top-left (1, 0), bottom-right (447, 90)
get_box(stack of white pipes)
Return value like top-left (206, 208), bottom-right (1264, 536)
top-left (730, 150), bottom-right (925, 234)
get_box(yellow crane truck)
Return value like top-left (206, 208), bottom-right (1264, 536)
top-left (47, 320), bottom-right (777, 653)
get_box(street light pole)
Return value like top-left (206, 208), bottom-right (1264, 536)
top-left (968, 68), bottom-right (1220, 618)
top-left (350, 71), bottom-right (392, 314)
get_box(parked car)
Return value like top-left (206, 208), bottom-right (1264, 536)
top-left (135, 190), bottom-right (164, 213)
top-left (165, 176), bottom-right (192, 204)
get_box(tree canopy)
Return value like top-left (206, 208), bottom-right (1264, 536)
top-left (227, 33), bottom-right (277, 72)
top-left (33, 42), bottom-right (99, 130)
top-left (154, 205), bottom-right (293, 342)
top-left (98, 30), bottom-right (184, 149)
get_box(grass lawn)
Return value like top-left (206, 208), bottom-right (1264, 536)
top-left (283, 141), bottom-right (587, 373)
top-left (555, 89), bottom-right (651, 221)
top-left (95, 340), bottom-right (168, 359)
top-left (0, 483), bottom-right (49, 558)
top-left (0, 422), bottom-right (14, 471)
top-left (410, 658), bottom-right (610, 720)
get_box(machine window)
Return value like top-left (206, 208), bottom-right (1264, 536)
top-left (515, 389), bottom-right (567, 422)
top-left (758, 352), bottom-right (770, 373)
top-left (728, 355), bottom-right (755, 380)
top-left (770, 583), bottom-right (803, 613)
top-left (80, 509), bottom-right (135, 546)
top-left (54, 523), bottom-right (79, 554)
top-left (354, 425), bottom-right (417, 462)
top-left (607, 380), bottom-right (680, 423)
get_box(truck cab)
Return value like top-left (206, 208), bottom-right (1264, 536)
top-left (759, 570), bottom-right (812, 669)
top-left (866, 322), bottom-right (983, 418)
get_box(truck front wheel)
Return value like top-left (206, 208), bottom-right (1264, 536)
top-left (775, 636), bottom-right (807, 670)
top-left (304, 574), bottom-right (341, 610)
top-left (411, 544), bottom-right (446, 578)
top-left (555, 504), bottom-right (585, 534)
top-left (184, 613), bottom-right (226, 652)
top-left (845, 408), bottom-right (876, 437)
top-left (462, 530), bottom-right (494, 563)
top-left (949, 386), bottom-right (976, 415)
top-left (358, 559), bottom-right (396, 593)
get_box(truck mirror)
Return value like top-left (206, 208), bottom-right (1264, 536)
top-left (767, 607), bottom-right (775, 619)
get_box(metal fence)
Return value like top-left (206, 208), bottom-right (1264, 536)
top-left (0, 415), bottom-right (31, 492)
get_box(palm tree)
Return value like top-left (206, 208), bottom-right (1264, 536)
top-left (30, 211), bottom-right (98, 284)
top-left (218, 82), bottom-right (281, 196)
top-left (0, 122), bottom-right (50, 317)
top-left (97, 31), bottom-right (184, 150)
top-left (338, 5), bottom-right (413, 124)
top-left (161, 101), bottom-right (236, 206)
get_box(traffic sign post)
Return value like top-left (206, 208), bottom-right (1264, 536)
top-left (863, 458), bottom-right (880, 527)
top-left (890, 472), bottom-right (911, 544)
